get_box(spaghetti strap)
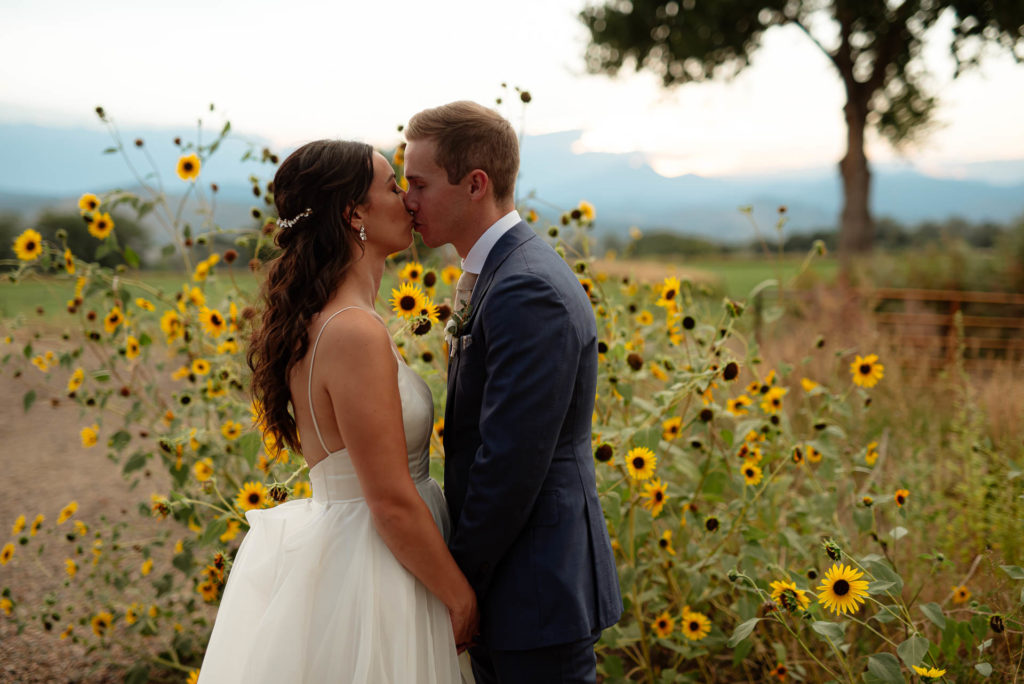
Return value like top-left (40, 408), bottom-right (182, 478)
top-left (306, 306), bottom-right (391, 455)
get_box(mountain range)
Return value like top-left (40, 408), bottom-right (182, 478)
top-left (3, 122), bottom-right (1022, 242)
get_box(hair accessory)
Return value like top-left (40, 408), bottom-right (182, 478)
top-left (359, 225), bottom-right (367, 241)
top-left (276, 208), bottom-right (312, 229)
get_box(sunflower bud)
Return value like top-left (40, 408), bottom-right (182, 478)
top-left (724, 297), bottom-right (745, 318)
top-left (594, 443), bottom-right (613, 462)
top-left (626, 353), bottom-right (643, 371)
top-left (722, 361), bottom-right (739, 381)
top-left (990, 615), bottom-right (1004, 633)
top-left (727, 568), bottom-right (739, 582)
top-left (823, 539), bottom-right (842, 561)
top-left (269, 484), bottom-right (288, 502)
top-left (223, 249), bottom-right (238, 264)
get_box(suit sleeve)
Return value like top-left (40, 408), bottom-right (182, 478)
top-left (448, 270), bottom-right (581, 600)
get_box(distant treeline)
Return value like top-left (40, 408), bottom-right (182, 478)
top-left (603, 215), bottom-right (1024, 257)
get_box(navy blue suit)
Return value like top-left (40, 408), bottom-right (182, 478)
top-left (443, 222), bottom-right (621, 680)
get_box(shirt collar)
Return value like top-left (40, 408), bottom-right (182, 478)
top-left (461, 210), bottom-right (521, 274)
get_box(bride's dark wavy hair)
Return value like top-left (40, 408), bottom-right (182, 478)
top-left (248, 139), bottom-right (375, 452)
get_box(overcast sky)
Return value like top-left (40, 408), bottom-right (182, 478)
top-left (3, 0), bottom-right (1022, 179)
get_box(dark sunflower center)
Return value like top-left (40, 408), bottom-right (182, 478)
top-left (833, 579), bottom-right (850, 596)
top-left (632, 456), bottom-right (645, 469)
top-left (410, 270), bottom-right (419, 278)
top-left (659, 539), bottom-right (667, 547)
top-left (745, 468), bottom-right (755, 477)
top-left (654, 491), bottom-right (663, 502)
top-left (658, 620), bottom-right (667, 628)
top-left (211, 314), bottom-right (222, 325)
top-left (689, 621), bottom-right (700, 631)
top-left (400, 296), bottom-right (416, 310)
top-left (665, 289), bottom-right (676, 300)
top-left (772, 398), bottom-right (781, 407)
top-left (897, 495), bottom-right (905, 504)
top-left (860, 363), bottom-right (871, 374)
top-left (248, 493), bottom-right (260, 504)
top-left (183, 161), bottom-right (194, 172)
top-left (26, 240), bottom-right (36, 250)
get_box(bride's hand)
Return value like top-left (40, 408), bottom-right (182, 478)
top-left (449, 589), bottom-right (479, 653)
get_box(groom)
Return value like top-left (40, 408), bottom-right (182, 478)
top-left (404, 101), bottom-right (621, 682)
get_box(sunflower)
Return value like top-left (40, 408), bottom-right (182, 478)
top-left (649, 362), bottom-right (668, 381)
top-left (1, 598), bottom-right (12, 615)
top-left (771, 663), bottom-right (788, 680)
top-left (952, 585), bottom-right (970, 604)
top-left (704, 516), bottom-right (719, 532)
top-left (91, 611), bottom-right (114, 638)
top-left (662, 416), bottom-right (682, 441)
top-left (30, 514), bottom-right (44, 536)
top-left (658, 529), bottom-right (676, 555)
top-left (103, 306), bottom-right (124, 334)
top-left (193, 260), bottom-right (210, 282)
top-left (0, 543), bottom-right (13, 565)
top-left (141, 558), bottom-right (153, 576)
top-left (801, 377), bottom-right (819, 392)
top-left (865, 441), bottom-right (879, 466)
top-left (78, 192), bottom-right (100, 213)
top-left (769, 579), bottom-right (811, 611)
top-left (416, 296), bottom-right (440, 324)
top-left (656, 276), bottom-right (681, 310)
top-left (193, 458), bottom-right (214, 482)
top-left (221, 420), bottom-right (242, 440)
top-left (396, 261), bottom-right (424, 283)
top-left (816, 563), bottom-right (869, 615)
top-left (81, 424), bottom-right (99, 448)
top-left (894, 488), bottom-right (909, 507)
top-left (124, 603), bottom-right (141, 625)
top-left (124, 335), bottom-right (141, 361)
top-left (88, 212), bottom-right (114, 239)
top-left (440, 265), bottom-right (461, 285)
top-left (681, 609), bottom-right (711, 641)
top-left (160, 310), bottom-right (184, 342)
top-left (736, 443), bottom-right (762, 463)
top-left (57, 500), bottom-right (78, 524)
top-left (191, 358), bottom-right (210, 376)
top-left (236, 481), bottom-right (269, 511)
top-left (199, 307), bottom-right (227, 337)
top-left (177, 153), bottom-right (201, 181)
top-left (216, 338), bottom-right (238, 355)
top-left (135, 297), bottom-right (154, 312)
top-left (760, 386), bottom-right (787, 413)
top-left (741, 460), bottom-right (763, 486)
top-left (625, 447), bottom-right (657, 480)
top-left (63, 248), bottom-right (75, 274)
top-left (197, 579), bottom-right (219, 602)
top-left (59, 624), bottom-right (73, 640)
top-left (11, 514), bottom-right (25, 535)
top-left (806, 445), bottom-right (822, 463)
top-left (651, 611), bottom-right (675, 639)
top-left (578, 200), bottom-right (596, 222)
top-left (726, 395), bottom-right (752, 416)
top-left (31, 355), bottom-right (49, 373)
top-left (637, 310), bottom-right (654, 326)
top-left (850, 353), bottom-right (884, 388)
top-left (13, 228), bottom-right (44, 261)
top-left (187, 669), bottom-right (201, 684)
top-left (640, 479), bottom-right (668, 517)
top-left (292, 481), bottom-right (312, 499)
top-left (182, 285), bottom-right (205, 308)
top-left (390, 282), bottom-right (427, 319)
top-left (912, 666), bottom-right (947, 679)
top-left (219, 519), bottom-right (241, 542)
top-left (66, 367), bottom-right (85, 394)
top-left (65, 558), bottom-right (78, 578)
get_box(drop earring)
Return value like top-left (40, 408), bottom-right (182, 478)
top-left (359, 225), bottom-right (367, 241)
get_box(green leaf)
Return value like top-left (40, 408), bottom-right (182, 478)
top-left (23, 389), bottom-right (36, 412)
top-left (853, 507), bottom-right (873, 532)
top-left (866, 560), bottom-right (904, 594)
top-left (238, 431), bottom-right (261, 467)
top-left (811, 620), bottom-right (845, 642)
top-left (123, 246), bottom-right (140, 269)
top-left (869, 580), bottom-right (897, 594)
top-left (1000, 565), bottom-right (1024, 580)
top-left (920, 602), bottom-right (946, 630)
top-left (152, 573), bottom-right (173, 598)
top-left (108, 429), bottom-right (132, 452)
top-left (122, 451), bottom-right (149, 475)
top-left (200, 518), bottom-right (229, 547)
top-left (975, 662), bottom-right (993, 677)
top-left (896, 636), bottom-right (929, 666)
top-left (871, 604), bottom-right (901, 624)
top-left (125, 664), bottom-right (150, 684)
top-left (866, 653), bottom-right (906, 684)
top-left (102, 146), bottom-right (117, 154)
top-left (726, 617), bottom-right (760, 647)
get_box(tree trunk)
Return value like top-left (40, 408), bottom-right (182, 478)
top-left (838, 96), bottom-right (874, 265)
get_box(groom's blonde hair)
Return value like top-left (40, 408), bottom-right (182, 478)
top-left (406, 101), bottom-right (519, 203)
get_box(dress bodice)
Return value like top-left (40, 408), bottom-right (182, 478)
top-left (306, 308), bottom-right (435, 504)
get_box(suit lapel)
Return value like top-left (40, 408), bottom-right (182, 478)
top-left (469, 221), bottom-right (536, 310)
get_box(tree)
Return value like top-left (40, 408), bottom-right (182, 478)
top-left (579, 0), bottom-right (1024, 260)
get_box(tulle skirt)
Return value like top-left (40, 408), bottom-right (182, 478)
top-left (197, 478), bottom-right (464, 683)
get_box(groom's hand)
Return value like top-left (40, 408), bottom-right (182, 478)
top-left (449, 591), bottom-right (479, 653)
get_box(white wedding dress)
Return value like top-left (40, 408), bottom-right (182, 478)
top-left (198, 307), bottom-right (465, 683)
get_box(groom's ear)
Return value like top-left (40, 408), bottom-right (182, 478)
top-left (465, 169), bottom-right (490, 201)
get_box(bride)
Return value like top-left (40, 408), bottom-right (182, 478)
top-left (197, 140), bottom-right (476, 683)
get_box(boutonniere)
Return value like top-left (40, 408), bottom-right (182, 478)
top-left (444, 303), bottom-right (473, 348)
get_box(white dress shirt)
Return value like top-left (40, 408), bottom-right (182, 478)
top-left (461, 210), bottom-right (521, 274)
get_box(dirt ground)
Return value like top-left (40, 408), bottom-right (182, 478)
top-left (0, 334), bottom-right (159, 683)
